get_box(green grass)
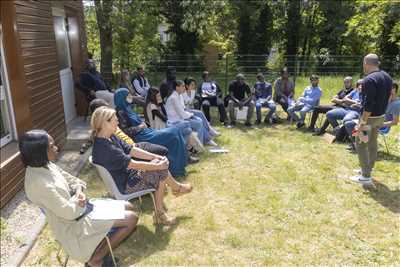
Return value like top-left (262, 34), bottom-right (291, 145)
top-left (23, 77), bottom-right (400, 266)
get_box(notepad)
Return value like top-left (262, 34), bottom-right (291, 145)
top-left (88, 199), bottom-right (125, 220)
top-left (235, 106), bottom-right (248, 121)
top-left (208, 147), bottom-right (229, 153)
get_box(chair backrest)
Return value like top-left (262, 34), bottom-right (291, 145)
top-left (379, 126), bottom-right (391, 135)
top-left (89, 156), bottom-right (124, 200)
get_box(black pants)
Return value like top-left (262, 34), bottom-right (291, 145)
top-left (275, 96), bottom-right (289, 113)
top-left (309, 105), bottom-right (336, 130)
top-left (135, 142), bottom-right (168, 156)
top-left (201, 97), bottom-right (227, 123)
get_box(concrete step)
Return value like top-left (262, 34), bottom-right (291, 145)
top-left (65, 116), bottom-right (91, 151)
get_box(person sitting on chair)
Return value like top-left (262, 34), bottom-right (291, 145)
top-left (273, 67), bottom-right (295, 119)
top-left (325, 81), bottom-right (362, 134)
top-left (287, 74), bottom-right (322, 128)
top-left (310, 76), bottom-right (355, 135)
top-left (131, 65), bottom-right (151, 98)
top-left (197, 71), bottom-right (227, 124)
top-left (21, 130), bottom-right (138, 267)
top-left (227, 73), bottom-right (255, 127)
top-left (90, 98), bottom-right (169, 157)
top-left (91, 107), bottom-right (192, 225)
top-left (254, 73), bottom-right (277, 125)
top-left (80, 59), bottom-right (115, 107)
top-left (119, 69), bottom-right (146, 108)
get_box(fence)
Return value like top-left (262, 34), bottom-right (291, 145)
top-left (143, 54), bottom-right (399, 94)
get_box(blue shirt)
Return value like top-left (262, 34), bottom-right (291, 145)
top-left (300, 86), bottom-right (322, 107)
top-left (254, 81), bottom-right (272, 99)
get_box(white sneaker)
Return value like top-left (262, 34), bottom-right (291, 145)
top-left (209, 127), bottom-right (221, 137)
top-left (206, 140), bottom-right (218, 147)
top-left (349, 175), bottom-right (373, 185)
top-left (189, 132), bottom-right (205, 152)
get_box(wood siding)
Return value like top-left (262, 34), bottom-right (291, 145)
top-left (0, 0), bottom-right (87, 208)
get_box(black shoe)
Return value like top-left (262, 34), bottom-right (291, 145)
top-left (244, 122), bottom-right (252, 127)
top-left (271, 117), bottom-right (279, 124)
top-left (312, 130), bottom-right (324, 136)
top-left (255, 119), bottom-right (261, 125)
top-left (307, 127), bottom-right (315, 132)
top-left (264, 117), bottom-right (271, 124)
top-left (102, 255), bottom-right (119, 267)
top-left (296, 122), bottom-right (305, 129)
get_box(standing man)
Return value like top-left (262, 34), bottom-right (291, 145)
top-left (227, 73), bottom-right (255, 127)
top-left (197, 71), bottom-right (227, 125)
top-left (132, 65), bottom-right (151, 98)
top-left (350, 54), bottom-right (392, 185)
top-left (79, 59), bottom-right (115, 107)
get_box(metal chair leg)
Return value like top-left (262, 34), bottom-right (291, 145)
top-left (382, 134), bottom-right (390, 154)
top-left (150, 193), bottom-right (157, 212)
top-left (105, 236), bottom-right (117, 267)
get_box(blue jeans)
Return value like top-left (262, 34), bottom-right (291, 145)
top-left (167, 120), bottom-right (192, 143)
top-left (344, 119), bottom-right (357, 136)
top-left (326, 108), bottom-right (359, 128)
top-left (187, 116), bottom-right (210, 144)
top-left (255, 100), bottom-right (276, 121)
top-left (287, 102), bottom-right (313, 122)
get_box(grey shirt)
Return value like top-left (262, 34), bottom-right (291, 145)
top-left (385, 98), bottom-right (400, 121)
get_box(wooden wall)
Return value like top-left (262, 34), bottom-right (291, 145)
top-left (0, 0), bottom-right (87, 208)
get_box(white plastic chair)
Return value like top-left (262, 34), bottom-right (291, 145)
top-left (88, 156), bottom-right (157, 210)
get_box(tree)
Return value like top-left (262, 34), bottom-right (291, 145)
top-left (285, 0), bottom-right (301, 72)
top-left (94, 0), bottom-right (113, 84)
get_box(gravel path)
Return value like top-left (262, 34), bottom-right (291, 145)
top-left (0, 190), bottom-right (43, 267)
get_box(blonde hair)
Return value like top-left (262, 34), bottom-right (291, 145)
top-left (90, 106), bottom-right (116, 138)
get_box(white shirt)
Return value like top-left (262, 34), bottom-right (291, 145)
top-left (133, 76), bottom-right (150, 97)
top-left (165, 91), bottom-right (193, 123)
top-left (182, 90), bottom-right (196, 108)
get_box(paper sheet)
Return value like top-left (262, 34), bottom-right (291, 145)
top-left (88, 199), bottom-right (125, 220)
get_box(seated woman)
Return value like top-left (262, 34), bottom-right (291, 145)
top-left (145, 87), bottom-right (204, 152)
top-left (90, 98), bottom-right (168, 156)
top-left (91, 107), bottom-right (192, 225)
top-left (165, 80), bottom-right (215, 146)
top-left (21, 130), bottom-right (138, 267)
top-left (184, 77), bottom-right (220, 138)
top-left (114, 88), bottom-right (189, 177)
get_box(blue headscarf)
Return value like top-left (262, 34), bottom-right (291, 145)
top-left (114, 88), bottom-right (143, 126)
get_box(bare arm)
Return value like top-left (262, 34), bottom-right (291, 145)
top-left (127, 157), bottom-right (169, 171)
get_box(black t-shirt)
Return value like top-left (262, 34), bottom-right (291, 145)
top-left (361, 70), bottom-right (392, 116)
top-left (228, 81), bottom-right (251, 101)
top-left (337, 87), bottom-right (354, 99)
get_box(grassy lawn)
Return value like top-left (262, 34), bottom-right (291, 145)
top-left (23, 76), bottom-right (399, 266)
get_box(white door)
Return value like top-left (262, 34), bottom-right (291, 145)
top-left (53, 14), bottom-right (76, 124)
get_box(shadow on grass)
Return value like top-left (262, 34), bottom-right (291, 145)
top-left (377, 151), bottom-right (400, 163)
top-left (363, 180), bottom-right (400, 214)
top-left (120, 216), bottom-right (192, 266)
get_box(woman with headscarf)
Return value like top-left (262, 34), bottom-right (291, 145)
top-left (114, 88), bottom-right (188, 177)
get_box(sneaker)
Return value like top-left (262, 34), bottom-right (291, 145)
top-left (209, 127), bottom-right (220, 136)
top-left (312, 130), bottom-right (324, 136)
top-left (207, 140), bottom-right (218, 147)
top-left (244, 122), bottom-right (252, 127)
top-left (255, 119), bottom-right (261, 125)
top-left (349, 175), bottom-right (373, 185)
top-left (188, 155), bottom-right (199, 164)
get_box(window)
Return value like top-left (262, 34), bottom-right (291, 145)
top-left (53, 16), bottom-right (71, 71)
top-left (0, 26), bottom-right (16, 147)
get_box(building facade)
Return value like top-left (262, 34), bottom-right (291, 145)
top-left (0, 0), bottom-right (88, 207)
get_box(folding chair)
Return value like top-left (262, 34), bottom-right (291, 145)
top-left (88, 156), bottom-right (157, 211)
top-left (379, 126), bottom-right (391, 154)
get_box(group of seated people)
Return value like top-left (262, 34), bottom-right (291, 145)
top-left (20, 61), bottom-right (398, 266)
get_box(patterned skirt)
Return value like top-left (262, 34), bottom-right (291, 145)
top-left (125, 169), bottom-right (168, 194)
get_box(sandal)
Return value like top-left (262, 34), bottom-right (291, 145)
top-left (172, 184), bottom-right (192, 197)
top-left (153, 211), bottom-right (177, 226)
